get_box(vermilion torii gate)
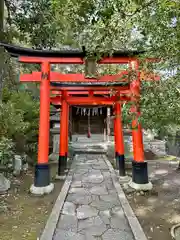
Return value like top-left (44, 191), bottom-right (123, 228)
top-left (0, 43), bottom-right (159, 194)
top-left (50, 91), bottom-right (129, 177)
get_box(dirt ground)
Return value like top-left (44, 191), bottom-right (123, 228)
top-left (124, 158), bottom-right (180, 240)
top-left (1, 150), bottom-right (180, 240)
top-left (0, 163), bottom-right (64, 240)
top-left (107, 143), bottom-right (180, 239)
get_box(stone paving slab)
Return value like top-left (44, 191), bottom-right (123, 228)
top-left (53, 154), bottom-right (135, 240)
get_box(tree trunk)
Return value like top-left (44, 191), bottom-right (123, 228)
top-left (0, 0), bottom-right (4, 33)
top-left (0, 0), bottom-right (4, 100)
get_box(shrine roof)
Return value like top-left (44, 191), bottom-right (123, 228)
top-left (0, 42), bottom-right (145, 58)
top-left (50, 82), bottom-right (129, 87)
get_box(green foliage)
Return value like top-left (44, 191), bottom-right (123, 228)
top-left (8, 90), bottom-right (39, 153)
top-left (0, 88), bottom-right (39, 156)
top-left (0, 137), bottom-right (15, 166)
top-left (2, 0), bottom-right (180, 139)
top-left (8, 0), bottom-right (57, 48)
top-left (0, 100), bottom-right (28, 138)
top-left (51, 0), bottom-right (179, 58)
top-left (140, 73), bottom-right (180, 134)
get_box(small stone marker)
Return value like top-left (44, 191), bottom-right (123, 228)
top-left (0, 174), bottom-right (10, 194)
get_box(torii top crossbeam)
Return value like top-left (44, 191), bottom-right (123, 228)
top-left (1, 43), bottom-right (146, 63)
top-left (0, 42), bottom-right (160, 107)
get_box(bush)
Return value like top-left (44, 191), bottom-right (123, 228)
top-left (0, 137), bottom-right (15, 167)
top-left (0, 89), bottom-right (39, 160)
top-left (0, 101), bottom-right (29, 138)
top-left (7, 90), bottom-right (39, 156)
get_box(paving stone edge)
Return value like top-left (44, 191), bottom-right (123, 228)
top-left (104, 155), bottom-right (148, 240)
top-left (40, 154), bottom-right (148, 240)
top-left (39, 157), bottom-right (76, 240)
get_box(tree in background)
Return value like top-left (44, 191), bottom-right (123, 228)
top-left (0, 0), bottom-right (179, 164)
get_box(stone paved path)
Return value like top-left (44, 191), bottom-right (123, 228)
top-left (53, 154), bottom-right (134, 240)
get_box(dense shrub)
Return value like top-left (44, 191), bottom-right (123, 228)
top-left (0, 101), bottom-right (28, 138)
top-left (0, 137), bottom-right (15, 167)
top-left (0, 88), bottom-right (39, 165)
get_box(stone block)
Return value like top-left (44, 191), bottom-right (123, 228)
top-left (110, 216), bottom-right (130, 231)
top-left (71, 181), bottom-right (82, 188)
top-left (13, 155), bottom-right (22, 176)
top-left (62, 202), bottom-right (76, 216)
top-left (102, 229), bottom-right (134, 240)
top-left (57, 215), bottom-right (78, 232)
top-left (90, 185), bottom-right (108, 195)
top-left (78, 216), bottom-right (103, 231)
top-left (0, 174), bottom-right (10, 193)
top-left (80, 223), bottom-right (107, 237)
top-left (77, 205), bottom-right (99, 220)
top-left (66, 194), bottom-right (92, 205)
top-left (99, 210), bottom-right (111, 224)
top-left (53, 229), bottom-right (85, 240)
top-left (91, 199), bottom-right (119, 211)
top-left (69, 187), bottom-right (90, 195)
top-left (100, 194), bottom-right (119, 204)
top-left (82, 170), bottom-right (104, 184)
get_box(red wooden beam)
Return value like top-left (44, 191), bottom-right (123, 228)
top-left (53, 101), bottom-right (114, 106)
top-left (20, 71), bottom-right (129, 82)
top-left (50, 97), bottom-right (115, 105)
top-left (50, 90), bottom-right (131, 98)
top-left (20, 71), bottom-right (159, 83)
top-left (50, 86), bottom-right (130, 91)
top-left (19, 56), bottom-right (84, 64)
top-left (99, 57), bottom-right (160, 64)
top-left (50, 96), bottom-right (130, 105)
top-left (19, 56), bottom-right (134, 64)
top-left (19, 56), bottom-right (160, 64)
top-left (51, 90), bottom-right (112, 95)
top-left (99, 57), bottom-right (134, 64)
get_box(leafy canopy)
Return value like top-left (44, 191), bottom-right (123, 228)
top-left (3, 0), bottom-right (180, 135)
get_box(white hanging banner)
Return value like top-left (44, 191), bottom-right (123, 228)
top-left (94, 108), bottom-right (98, 116)
top-left (75, 107), bottom-right (103, 116)
top-left (81, 108), bottom-right (83, 116)
top-left (76, 107), bottom-right (79, 115)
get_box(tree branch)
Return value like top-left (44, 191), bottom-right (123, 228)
top-left (124, 0), bottom-right (156, 18)
top-left (4, 0), bottom-right (16, 26)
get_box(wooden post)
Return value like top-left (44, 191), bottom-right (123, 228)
top-left (31, 61), bottom-right (54, 194)
top-left (69, 106), bottom-right (72, 142)
top-left (66, 104), bottom-right (69, 156)
top-left (130, 60), bottom-right (152, 189)
top-left (114, 103), bottom-right (125, 176)
top-left (107, 107), bottom-right (111, 142)
top-left (131, 116), bottom-right (150, 185)
top-left (58, 98), bottom-right (68, 177)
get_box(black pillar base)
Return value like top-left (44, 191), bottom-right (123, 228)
top-left (116, 152), bottom-right (126, 176)
top-left (132, 161), bottom-right (149, 184)
top-left (58, 154), bottom-right (67, 175)
top-left (115, 152), bottom-right (119, 169)
top-left (34, 163), bottom-right (50, 187)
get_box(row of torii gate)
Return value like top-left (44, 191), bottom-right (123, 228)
top-left (1, 43), bottom-right (160, 194)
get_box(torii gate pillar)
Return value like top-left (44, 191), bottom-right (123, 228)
top-left (30, 62), bottom-right (54, 195)
top-left (128, 60), bottom-right (152, 190)
top-left (114, 103), bottom-right (126, 176)
top-left (56, 98), bottom-right (69, 179)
